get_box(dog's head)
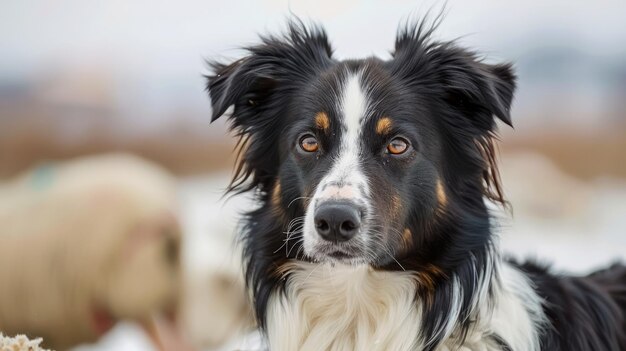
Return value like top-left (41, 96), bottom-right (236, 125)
top-left (207, 20), bottom-right (514, 268)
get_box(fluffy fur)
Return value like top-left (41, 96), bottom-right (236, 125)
top-left (207, 18), bottom-right (626, 350)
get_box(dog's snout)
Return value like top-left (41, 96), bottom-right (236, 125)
top-left (314, 201), bottom-right (361, 242)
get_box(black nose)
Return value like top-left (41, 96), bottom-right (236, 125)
top-left (314, 201), bottom-right (361, 242)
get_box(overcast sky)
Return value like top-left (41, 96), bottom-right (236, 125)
top-left (2, 0), bottom-right (626, 129)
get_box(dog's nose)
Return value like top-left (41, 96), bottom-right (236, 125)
top-left (314, 201), bottom-right (361, 242)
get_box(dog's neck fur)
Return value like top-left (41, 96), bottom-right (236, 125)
top-left (263, 254), bottom-right (546, 351)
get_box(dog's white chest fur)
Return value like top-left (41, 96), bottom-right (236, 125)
top-left (266, 261), bottom-right (544, 351)
top-left (267, 263), bottom-right (421, 351)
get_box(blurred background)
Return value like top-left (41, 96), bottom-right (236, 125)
top-left (1, 1), bottom-right (625, 350)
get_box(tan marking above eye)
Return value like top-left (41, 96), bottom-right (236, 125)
top-left (387, 137), bottom-right (409, 155)
top-left (376, 117), bottom-right (393, 134)
top-left (314, 112), bottom-right (330, 130)
top-left (300, 135), bottom-right (319, 152)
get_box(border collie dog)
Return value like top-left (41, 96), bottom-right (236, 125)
top-left (206, 19), bottom-right (626, 351)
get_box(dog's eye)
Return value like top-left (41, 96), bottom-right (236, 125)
top-left (386, 137), bottom-right (409, 155)
top-left (299, 134), bottom-right (319, 153)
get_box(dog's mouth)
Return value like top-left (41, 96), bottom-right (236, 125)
top-left (327, 250), bottom-right (355, 260)
top-left (308, 242), bottom-right (369, 264)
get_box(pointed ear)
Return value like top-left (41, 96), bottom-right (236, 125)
top-left (206, 20), bottom-right (333, 124)
top-left (206, 58), bottom-right (278, 122)
top-left (480, 62), bottom-right (516, 127)
top-left (392, 22), bottom-right (516, 131)
top-left (204, 20), bottom-right (333, 194)
top-left (442, 58), bottom-right (516, 130)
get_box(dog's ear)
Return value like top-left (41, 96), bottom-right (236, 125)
top-left (206, 21), bottom-right (333, 123)
top-left (207, 57), bottom-right (278, 122)
top-left (205, 21), bottom-right (333, 194)
top-left (440, 58), bottom-right (516, 130)
top-left (393, 23), bottom-right (516, 131)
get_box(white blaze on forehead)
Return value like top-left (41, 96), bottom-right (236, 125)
top-left (302, 71), bottom-right (374, 257)
top-left (342, 72), bottom-right (368, 140)
top-left (315, 71), bottom-right (370, 198)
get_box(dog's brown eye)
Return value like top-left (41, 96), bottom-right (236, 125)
top-left (299, 134), bottom-right (319, 152)
top-left (387, 137), bottom-right (409, 155)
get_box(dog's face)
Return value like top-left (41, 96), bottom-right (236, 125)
top-left (207, 23), bottom-right (514, 268)
top-left (285, 63), bottom-right (453, 265)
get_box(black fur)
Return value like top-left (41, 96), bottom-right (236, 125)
top-left (207, 18), bottom-right (626, 350)
top-left (516, 261), bottom-right (626, 350)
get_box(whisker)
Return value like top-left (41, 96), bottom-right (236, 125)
top-left (302, 263), bottom-right (322, 285)
top-left (287, 237), bottom-right (304, 257)
top-left (288, 196), bottom-right (312, 208)
top-left (273, 216), bottom-right (305, 254)
top-left (365, 227), bottom-right (406, 271)
top-left (382, 245), bottom-right (406, 271)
